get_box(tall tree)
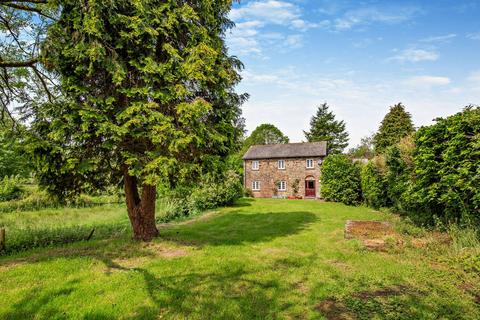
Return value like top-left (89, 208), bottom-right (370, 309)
top-left (373, 103), bottom-right (414, 154)
top-left (30, 0), bottom-right (245, 240)
top-left (242, 123), bottom-right (289, 151)
top-left (304, 103), bottom-right (349, 154)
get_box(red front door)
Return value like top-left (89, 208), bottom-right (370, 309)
top-left (305, 180), bottom-right (316, 198)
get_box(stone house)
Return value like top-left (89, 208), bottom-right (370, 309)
top-left (242, 142), bottom-right (327, 199)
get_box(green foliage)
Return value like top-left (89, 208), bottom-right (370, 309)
top-left (242, 123), bottom-right (289, 153)
top-left (321, 154), bottom-right (362, 205)
top-left (348, 134), bottom-right (375, 159)
top-left (384, 138), bottom-right (414, 213)
top-left (187, 170), bottom-right (243, 213)
top-left (0, 123), bottom-right (31, 178)
top-left (304, 103), bottom-right (349, 154)
top-left (30, 0), bottom-right (244, 200)
top-left (0, 176), bottom-right (24, 201)
top-left (158, 170), bottom-right (243, 219)
top-left (405, 106), bottom-right (480, 226)
top-left (0, 188), bottom-right (121, 213)
top-left (360, 159), bottom-right (388, 208)
top-left (374, 103), bottom-right (414, 154)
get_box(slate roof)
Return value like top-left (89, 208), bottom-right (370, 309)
top-left (242, 142), bottom-right (327, 160)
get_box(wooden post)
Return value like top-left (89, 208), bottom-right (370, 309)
top-left (0, 228), bottom-right (5, 252)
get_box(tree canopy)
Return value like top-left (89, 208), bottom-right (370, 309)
top-left (242, 123), bottom-right (289, 152)
top-left (373, 103), bottom-right (414, 154)
top-left (26, 0), bottom-right (245, 240)
top-left (348, 134), bottom-right (375, 159)
top-left (304, 103), bottom-right (349, 154)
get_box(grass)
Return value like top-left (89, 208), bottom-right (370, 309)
top-left (0, 198), bottom-right (479, 319)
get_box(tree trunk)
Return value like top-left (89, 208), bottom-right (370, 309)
top-left (123, 167), bottom-right (159, 241)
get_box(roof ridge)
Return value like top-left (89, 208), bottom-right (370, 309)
top-left (243, 141), bottom-right (327, 160)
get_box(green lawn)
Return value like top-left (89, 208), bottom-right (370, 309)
top-left (0, 198), bottom-right (479, 319)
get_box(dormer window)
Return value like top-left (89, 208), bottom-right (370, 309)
top-left (252, 160), bottom-right (259, 170)
top-left (306, 159), bottom-right (314, 169)
top-left (278, 160), bottom-right (285, 170)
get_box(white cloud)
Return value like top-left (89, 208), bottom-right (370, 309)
top-left (467, 32), bottom-right (480, 40)
top-left (388, 48), bottom-right (439, 62)
top-left (405, 76), bottom-right (451, 87)
top-left (230, 1), bottom-right (301, 27)
top-left (285, 34), bottom-right (303, 48)
top-left (333, 6), bottom-right (419, 31)
top-left (420, 34), bottom-right (457, 43)
top-left (227, 1), bottom-right (318, 56)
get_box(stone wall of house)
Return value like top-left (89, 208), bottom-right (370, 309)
top-left (244, 157), bottom-right (323, 198)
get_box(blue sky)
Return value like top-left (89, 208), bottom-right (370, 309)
top-left (226, 0), bottom-right (480, 147)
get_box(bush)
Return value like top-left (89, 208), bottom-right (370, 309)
top-left (187, 170), bottom-right (243, 213)
top-left (0, 176), bottom-right (24, 201)
top-left (405, 106), bottom-right (480, 227)
top-left (361, 158), bottom-right (388, 208)
top-left (158, 170), bottom-right (243, 218)
top-left (321, 154), bottom-right (362, 205)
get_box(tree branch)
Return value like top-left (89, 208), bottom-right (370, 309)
top-left (0, 59), bottom-right (38, 68)
top-left (0, 1), bottom-right (47, 3)
top-left (0, 2), bottom-right (55, 20)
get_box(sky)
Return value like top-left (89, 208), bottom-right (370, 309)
top-left (226, 0), bottom-right (480, 147)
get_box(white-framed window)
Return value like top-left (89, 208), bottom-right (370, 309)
top-left (252, 181), bottom-right (261, 191)
top-left (252, 160), bottom-right (259, 171)
top-left (277, 180), bottom-right (286, 191)
top-left (306, 159), bottom-right (314, 169)
top-left (278, 159), bottom-right (285, 170)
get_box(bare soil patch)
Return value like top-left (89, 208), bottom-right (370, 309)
top-left (316, 298), bottom-right (354, 320)
top-left (344, 220), bottom-right (398, 251)
top-left (344, 220), bottom-right (394, 240)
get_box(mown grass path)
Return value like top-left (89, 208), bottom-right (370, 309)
top-left (0, 199), bottom-right (479, 319)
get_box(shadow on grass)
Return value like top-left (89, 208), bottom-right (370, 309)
top-left (130, 265), bottom-right (285, 319)
top-left (0, 208), bottom-right (319, 319)
top-left (229, 197), bottom-right (254, 207)
top-left (160, 210), bottom-right (318, 246)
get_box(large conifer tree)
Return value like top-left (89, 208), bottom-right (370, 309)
top-left (30, 0), bottom-right (245, 240)
top-left (373, 103), bottom-right (414, 154)
top-left (304, 103), bottom-right (349, 154)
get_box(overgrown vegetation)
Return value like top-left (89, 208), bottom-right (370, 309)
top-left (358, 106), bottom-right (480, 230)
top-left (0, 176), bottom-right (24, 202)
top-left (157, 170), bottom-right (243, 221)
top-left (360, 159), bottom-right (387, 209)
